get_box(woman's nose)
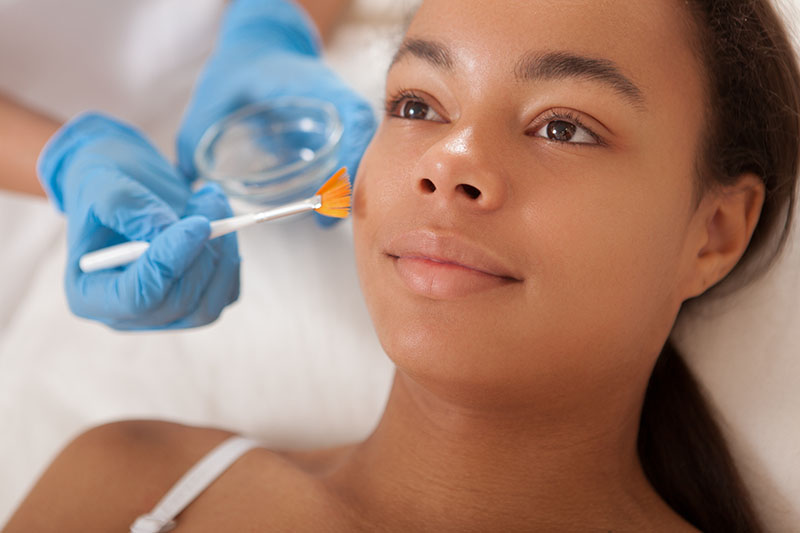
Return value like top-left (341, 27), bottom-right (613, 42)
top-left (413, 127), bottom-right (508, 211)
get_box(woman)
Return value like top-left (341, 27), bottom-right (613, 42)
top-left (6, 0), bottom-right (799, 531)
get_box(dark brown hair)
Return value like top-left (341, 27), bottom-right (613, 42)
top-left (639, 1), bottom-right (800, 531)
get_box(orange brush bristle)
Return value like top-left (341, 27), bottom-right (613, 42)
top-left (314, 167), bottom-right (352, 218)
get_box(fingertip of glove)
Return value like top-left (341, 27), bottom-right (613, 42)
top-left (337, 107), bottom-right (377, 180)
top-left (142, 216), bottom-right (213, 282)
top-left (187, 182), bottom-right (234, 219)
top-left (151, 216), bottom-right (211, 256)
top-left (193, 182), bottom-right (225, 198)
top-left (176, 215), bottom-right (212, 241)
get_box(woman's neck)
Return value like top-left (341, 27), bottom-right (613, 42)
top-left (325, 370), bottom-right (689, 531)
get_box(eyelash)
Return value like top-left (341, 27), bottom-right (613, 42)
top-left (385, 90), bottom-right (604, 146)
top-left (530, 110), bottom-right (605, 146)
top-left (385, 89), bottom-right (431, 117)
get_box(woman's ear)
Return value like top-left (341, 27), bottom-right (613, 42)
top-left (680, 173), bottom-right (765, 299)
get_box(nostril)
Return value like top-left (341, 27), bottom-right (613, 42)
top-left (420, 178), bottom-right (436, 193)
top-left (458, 184), bottom-right (481, 199)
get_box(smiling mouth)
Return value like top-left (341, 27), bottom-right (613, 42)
top-left (387, 253), bottom-right (521, 299)
top-left (382, 229), bottom-right (523, 299)
top-left (387, 253), bottom-right (519, 279)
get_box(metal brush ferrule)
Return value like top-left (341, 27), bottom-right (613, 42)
top-left (252, 195), bottom-right (321, 223)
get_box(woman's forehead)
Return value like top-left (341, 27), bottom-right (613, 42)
top-left (405, 0), bottom-right (702, 101)
top-left (409, 0), bottom-right (692, 46)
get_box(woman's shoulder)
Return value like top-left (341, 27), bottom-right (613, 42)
top-left (6, 420), bottom-right (360, 532)
top-left (4, 420), bottom-right (240, 532)
top-left (77, 418), bottom-right (237, 461)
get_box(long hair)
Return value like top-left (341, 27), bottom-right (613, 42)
top-left (638, 1), bottom-right (800, 531)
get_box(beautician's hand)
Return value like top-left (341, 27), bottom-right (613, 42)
top-left (177, 0), bottom-right (376, 225)
top-left (38, 113), bottom-right (240, 330)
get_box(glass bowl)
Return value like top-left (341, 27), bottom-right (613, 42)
top-left (194, 97), bottom-right (343, 206)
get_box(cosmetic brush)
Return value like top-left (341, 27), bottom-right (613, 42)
top-left (78, 167), bottom-right (351, 273)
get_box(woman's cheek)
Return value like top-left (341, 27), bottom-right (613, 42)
top-left (521, 170), bottom-right (673, 312)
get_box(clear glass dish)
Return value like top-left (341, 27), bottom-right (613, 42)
top-left (194, 97), bottom-right (343, 206)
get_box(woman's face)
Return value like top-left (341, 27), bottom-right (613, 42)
top-left (353, 0), bottom-right (708, 396)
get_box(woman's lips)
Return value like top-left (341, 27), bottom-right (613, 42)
top-left (385, 230), bottom-right (523, 299)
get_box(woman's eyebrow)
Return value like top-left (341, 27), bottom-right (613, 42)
top-left (515, 51), bottom-right (646, 109)
top-left (390, 38), bottom-right (454, 70)
top-left (390, 38), bottom-right (646, 110)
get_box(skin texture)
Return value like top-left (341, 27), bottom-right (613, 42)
top-left (5, 1), bottom-right (765, 531)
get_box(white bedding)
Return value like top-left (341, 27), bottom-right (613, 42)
top-left (0, 0), bottom-right (798, 530)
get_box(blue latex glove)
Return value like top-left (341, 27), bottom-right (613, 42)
top-left (38, 113), bottom-right (240, 330)
top-left (177, 0), bottom-right (376, 225)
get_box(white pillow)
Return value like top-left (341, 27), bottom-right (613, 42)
top-left (671, 2), bottom-right (800, 530)
top-left (674, 208), bottom-right (800, 531)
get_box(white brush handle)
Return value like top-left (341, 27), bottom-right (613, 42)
top-left (78, 196), bottom-right (320, 273)
top-left (79, 241), bottom-right (152, 273)
top-left (209, 213), bottom-right (260, 239)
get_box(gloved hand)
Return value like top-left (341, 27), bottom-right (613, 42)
top-left (38, 113), bottom-right (240, 330)
top-left (177, 0), bottom-right (376, 225)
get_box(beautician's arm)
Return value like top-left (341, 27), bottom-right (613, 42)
top-left (295, 0), bottom-right (352, 42)
top-left (0, 92), bottom-right (58, 197)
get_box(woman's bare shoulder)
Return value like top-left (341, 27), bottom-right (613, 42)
top-left (4, 419), bottom-right (236, 533)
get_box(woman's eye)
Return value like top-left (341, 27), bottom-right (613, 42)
top-left (392, 98), bottom-right (444, 122)
top-left (533, 119), bottom-right (598, 145)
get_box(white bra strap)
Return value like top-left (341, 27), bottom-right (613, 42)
top-left (130, 436), bottom-right (261, 533)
